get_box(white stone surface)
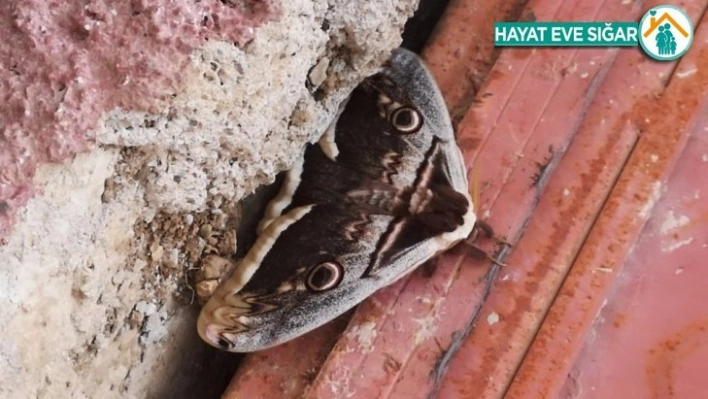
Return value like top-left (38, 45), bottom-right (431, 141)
top-left (0, 0), bottom-right (419, 397)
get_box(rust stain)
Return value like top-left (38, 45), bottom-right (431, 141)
top-left (508, 47), bottom-right (708, 397)
top-left (485, 68), bottom-right (508, 85)
top-left (509, 48), bottom-right (534, 60)
top-left (671, 209), bottom-right (708, 236)
top-left (448, 101), bottom-right (635, 395)
top-left (521, 9), bottom-right (537, 22)
top-left (458, 137), bottom-right (483, 153)
top-left (506, 101), bottom-right (635, 392)
top-left (612, 312), bottom-right (627, 329)
top-left (646, 320), bottom-right (708, 399)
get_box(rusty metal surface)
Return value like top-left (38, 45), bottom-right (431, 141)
top-left (505, 6), bottom-right (708, 398)
top-left (221, 313), bottom-right (350, 399)
top-left (438, 0), bottom-right (708, 397)
top-left (560, 104), bottom-right (708, 399)
top-left (420, 0), bottom-right (529, 123)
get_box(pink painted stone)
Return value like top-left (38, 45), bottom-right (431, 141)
top-left (0, 0), bottom-right (277, 241)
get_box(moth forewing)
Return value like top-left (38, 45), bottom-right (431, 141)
top-left (197, 48), bottom-right (477, 352)
top-left (197, 204), bottom-right (315, 348)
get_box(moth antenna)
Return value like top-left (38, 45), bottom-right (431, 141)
top-left (469, 164), bottom-right (482, 214)
top-left (467, 166), bottom-right (512, 247)
top-left (465, 242), bottom-right (508, 267)
top-left (463, 166), bottom-right (510, 266)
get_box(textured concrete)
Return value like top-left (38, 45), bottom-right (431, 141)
top-left (0, 0), bottom-right (418, 397)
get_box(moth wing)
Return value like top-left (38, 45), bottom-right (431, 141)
top-left (198, 48), bottom-right (477, 352)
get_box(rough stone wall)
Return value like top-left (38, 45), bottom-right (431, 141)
top-left (0, 0), bottom-right (419, 397)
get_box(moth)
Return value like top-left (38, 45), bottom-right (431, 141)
top-left (198, 48), bottom-right (478, 352)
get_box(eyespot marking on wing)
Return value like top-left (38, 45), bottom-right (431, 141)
top-left (390, 106), bottom-right (423, 134)
top-left (306, 261), bottom-right (344, 292)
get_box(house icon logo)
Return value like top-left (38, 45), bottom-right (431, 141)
top-left (638, 5), bottom-right (693, 61)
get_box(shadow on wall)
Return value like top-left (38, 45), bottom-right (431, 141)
top-left (401, 0), bottom-right (452, 53)
top-left (151, 306), bottom-right (242, 399)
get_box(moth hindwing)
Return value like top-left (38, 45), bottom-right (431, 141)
top-left (198, 48), bottom-right (476, 352)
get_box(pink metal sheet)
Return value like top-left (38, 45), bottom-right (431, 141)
top-left (439, 1), bottom-right (708, 397)
top-left (561, 99), bottom-right (708, 399)
top-left (506, 7), bottom-right (708, 398)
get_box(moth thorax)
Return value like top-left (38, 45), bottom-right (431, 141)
top-left (409, 187), bottom-right (434, 214)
